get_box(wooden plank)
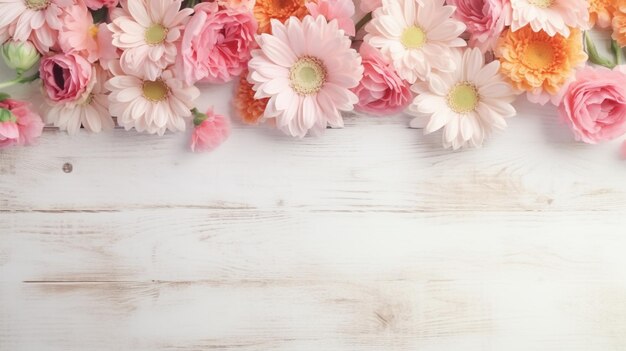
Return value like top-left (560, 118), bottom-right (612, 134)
top-left (2, 278), bottom-right (626, 351)
top-left (2, 209), bottom-right (625, 283)
top-left (2, 101), bottom-right (626, 213)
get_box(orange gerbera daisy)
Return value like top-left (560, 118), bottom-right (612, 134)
top-left (590, 0), bottom-right (615, 28)
top-left (234, 70), bottom-right (269, 125)
top-left (612, 0), bottom-right (626, 46)
top-left (496, 26), bottom-right (587, 101)
top-left (253, 0), bottom-right (314, 34)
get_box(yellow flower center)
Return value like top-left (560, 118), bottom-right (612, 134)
top-left (24, 0), bottom-right (49, 10)
top-left (528, 0), bottom-right (554, 8)
top-left (401, 26), bottom-right (426, 49)
top-left (145, 24), bottom-right (168, 45)
top-left (142, 79), bottom-right (169, 102)
top-left (88, 25), bottom-right (99, 39)
top-left (447, 82), bottom-right (479, 114)
top-left (523, 41), bottom-right (555, 69)
top-left (289, 56), bottom-right (327, 95)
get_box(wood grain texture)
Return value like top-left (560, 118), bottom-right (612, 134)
top-left (2, 48), bottom-right (626, 350)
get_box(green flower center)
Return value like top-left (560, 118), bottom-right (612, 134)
top-left (145, 24), bottom-right (168, 45)
top-left (401, 26), bottom-right (426, 49)
top-left (24, 0), bottom-right (49, 10)
top-left (447, 82), bottom-right (479, 114)
top-left (528, 0), bottom-right (554, 8)
top-left (142, 79), bottom-right (169, 102)
top-left (289, 56), bottom-right (327, 95)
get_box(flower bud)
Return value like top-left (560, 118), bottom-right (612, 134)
top-left (1, 40), bottom-right (40, 74)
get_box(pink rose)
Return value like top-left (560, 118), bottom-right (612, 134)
top-left (177, 2), bottom-right (257, 85)
top-left (559, 66), bottom-right (626, 144)
top-left (0, 98), bottom-right (45, 148)
top-left (40, 52), bottom-right (93, 104)
top-left (190, 108), bottom-right (230, 152)
top-left (360, 0), bottom-right (381, 13)
top-left (306, 0), bottom-right (356, 36)
top-left (447, 0), bottom-right (511, 53)
top-left (84, 0), bottom-right (119, 10)
top-left (352, 43), bottom-right (412, 115)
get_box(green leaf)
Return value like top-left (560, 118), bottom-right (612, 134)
top-left (0, 107), bottom-right (15, 122)
top-left (0, 92), bottom-right (9, 102)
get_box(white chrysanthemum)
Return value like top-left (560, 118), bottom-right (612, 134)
top-left (510, 0), bottom-right (589, 37)
top-left (248, 16), bottom-right (363, 138)
top-left (47, 66), bottom-right (115, 134)
top-left (364, 0), bottom-right (466, 84)
top-left (108, 0), bottom-right (192, 80)
top-left (408, 48), bottom-right (517, 150)
top-left (106, 69), bottom-right (200, 136)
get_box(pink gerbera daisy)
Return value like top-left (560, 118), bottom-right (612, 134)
top-left (247, 16), bottom-right (364, 138)
top-left (108, 0), bottom-right (192, 80)
top-left (0, 0), bottom-right (74, 53)
top-left (106, 68), bottom-right (200, 136)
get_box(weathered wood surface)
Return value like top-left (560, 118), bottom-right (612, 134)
top-left (2, 51), bottom-right (626, 350)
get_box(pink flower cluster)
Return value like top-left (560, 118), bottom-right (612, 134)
top-left (0, 0), bottom-right (625, 157)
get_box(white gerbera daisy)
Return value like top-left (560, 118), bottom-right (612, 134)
top-left (108, 0), bottom-right (192, 80)
top-left (510, 0), bottom-right (589, 37)
top-left (247, 16), bottom-right (363, 138)
top-left (106, 68), bottom-right (200, 136)
top-left (408, 48), bottom-right (517, 150)
top-left (47, 66), bottom-right (115, 134)
top-left (364, 0), bottom-right (466, 84)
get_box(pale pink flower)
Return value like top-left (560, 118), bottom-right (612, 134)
top-left (84, 0), bottom-right (119, 10)
top-left (408, 48), bottom-right (517, 150)
top-left (0, 98), bottom-right (44, 148)
top-left (59, 3), bottom-right (118, 63)
top-left (352, 42), bottom-right (412, 115)
top-left (46, 66), bottom-right (115, 134)
top-left (447, 0), bottom-right (512, 53)
top-left (559, 66), bottom-right (626, 144)
top-left (106, 69), bottom-right (200, 136)
top-left (306, 0), bottom-right (356, 36)
top-left (190, 108), bottom-right (230, 152)
top-left (364, 0), bottom-right (466, 84)
top-left (621, 141), bottom-right (626, 159)
top-left (248, 16), bottom-right (363, 138)
top-left (109, 0), bottom-right (193, 80)
top-left (0, 0), bottom-right (75, 53)
top-left (177, 1), bottom-right (257, 85)
top-left (360, 0), bottom-right (382, 13)
top-left (510, 0), bottom-right (589, 37)
top-left (40, 52), bottom-right (93, 104)
top-left (207, 0), bottom-right (254, 10)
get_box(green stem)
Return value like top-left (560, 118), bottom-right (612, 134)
top-left (0, 72), bottom-right (40, 90)
top-left (585, 31), bottom-right (615, 69)
top-left (354, 12), bottom-right (372, 34)
top-left (0, 77), bottom-right (22, 90)
top-left (612, 39), bottom-right (624, 65)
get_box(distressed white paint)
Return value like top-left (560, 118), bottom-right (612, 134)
top-left (2, 33), bottom-right (626, 351)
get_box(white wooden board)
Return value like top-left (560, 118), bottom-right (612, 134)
top-left (2, 45), bottom-right (626, 351)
